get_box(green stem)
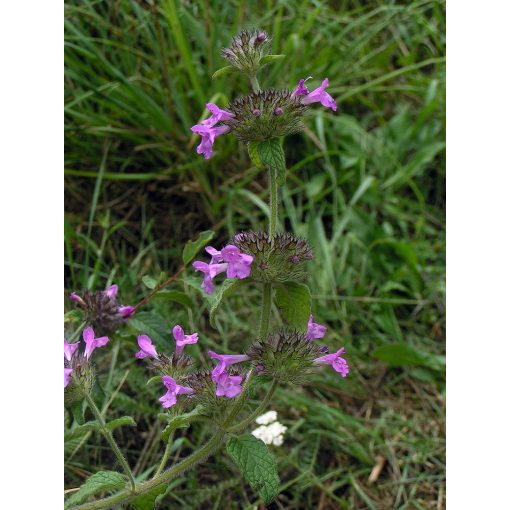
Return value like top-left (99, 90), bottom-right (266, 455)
top-left (268, 164), bottom-right (278, 238)
top-left (249, 75), bottom-right (260, 92)
top-left (154, 431), bottom-right (174, 478)
top-left (70, 430), bottom-right (226, 510)
top-left (84, 393), bottom-right (136, 492)
top-left (258, 283), bottom-right (272, 339)
top-left (228, 379), bottom-right (278, 433)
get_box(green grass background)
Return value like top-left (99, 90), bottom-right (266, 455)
top-left (64, 0), bottom-right (445, 508)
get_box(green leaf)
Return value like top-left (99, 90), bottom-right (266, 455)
top-left (226, 434), bottom-right (280, 504)
top-left (212, 65), bottom-right (235, 79)
top-left (106, 416), bottom-right (136, 432)
top-left (64, 471), bottom-right (126, 508)
top-left (373, 343), bottom-right (426, 367)
top-left (257, 138), bottom-right (286, 185)
top-left (131, 487), bottom-right (166, 510)
top-left (142, 275), bottom-right (158, 289)
top-left (259, 54), bottom-right (286, 67)
top-left (152, 289), bottom-right (192, 308)
top-left (209, 279), bottom-right (246, 329)
top-left (182, 230), bottom-right (215, 265)
top-left (247, 142), bottom-right (263, 169)
top-left (128, 311), bottom-right (169, 346)
top-left (71, 400), bottom-right (85, 425)
top-left (65, 420), bottom-right (101, 441)
top-left (274, 282), bottom-right (311, 331)
top-left (161, 405), bottom-right (205, 442)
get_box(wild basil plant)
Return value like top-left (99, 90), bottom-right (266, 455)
top-left (64, 29), bottom-right (348, 509)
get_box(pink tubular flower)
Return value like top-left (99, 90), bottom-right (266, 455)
top-left (202, 103), bottom-right (235, 127)
top-left (214, 372), bottom-right (243, 398)
top-left (119, 305), bottom-right (135, 318)
top-left (159, 375), bottom-right (193, 409)
top-left (172, 325), bottom-right (199, 355)
top-left (104, 284), bottom-right (118, 299)
top-left (220, 245), bottom-right (254, 279)
top-left (205, 245), bottom-right (223, 264)
top-left (70, 292), bottom-right (85, 306)
top-left (209, 351), bottom-right (250, 380)
top-left (64, 368), bottom-right (73, 388)
top-left (64, 338), bottom-right (80, 361)
top-left (191, 124), bottom-right (230, 160)
top-left (135, 335), bottom-right (159, 360)
top-left (83, 327), bottom-right (110, 360)
top-left (306, 314), bottom-right (327, 340)
top-left (314, 347), bottom-right (349, 377)
top-left (300, 78), bottom-right (337, 111)
top-left (192, 260), bottom-right (228, 294)
top-left (291, 77), bottom-right (312, 97)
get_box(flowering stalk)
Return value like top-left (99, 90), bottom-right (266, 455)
top-left (83, 393), bottom-right (136, 492)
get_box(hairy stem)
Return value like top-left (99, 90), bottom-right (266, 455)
top-left (154, 431), bottom-right (174, 478)
top-left (70, 430), bottom-right (226, 510)
top-left (249, 75), bottom-right (261, 92)
top-left (227, 379), bottom-right (278, 433)
top-left (84, 393), bottom-right (136, 492)
top-left (258, 283), bottom-right (272, 339)
top-left (268, 164), bottom-right (278, 238)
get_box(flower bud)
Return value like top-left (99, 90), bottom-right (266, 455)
top-left (78, 289), bottom-right (128, 334)
top-left (221, 29), bottom-right (272, 75)
top-left (247, 330), bottom-right (322, 384)
top-left (231, 231), bottom-right (313, 283)
top-left (223, 90), bottom-right (306, 142)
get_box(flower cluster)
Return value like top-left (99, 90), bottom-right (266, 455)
top-left (190, 75), bottom-right (337, 158)
top-left (221, 29), bottom-right (272, 75)
top-left (252, 410), bottom-right (287, 446)
top-left (64, 328), bottom-right (110, 407)
top-left (192, 244), bottom-right (253, 294)
top-left (70, 284), bottom-right (134, 334)
top-left (232, 231), bottom-right (313, 283)
top-left (209, 351), bottom-right (250, 398)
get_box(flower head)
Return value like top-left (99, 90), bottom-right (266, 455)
top-left (209, 350), bottom-right (250, 380)
top-left (252, 420), bottom-right (287, 446)
top-left (172, 325), bottom-right (199, 355)
top-left (64, 338), bottom-right (80, 361)
top-left (135, 334), bottom-right (159, 360)
top-left (221, 29), bottom-right (272, 75)
top-left (159, 375), bottom-right (193, 409)
top-left (214, 372), bottom-right (243, 398)
top-left (191, 123), bottom-right (230, 160)
top-left (255, 410), bottom-right (278, 425)
top-left (64, 368), bottom-right (73, 388)
top-left (83, 327), bottom-right (110, 360)
top-left (314, 347), bottom-right (349, 377)
top-left (306, 314), bottom-right (327, 340)
top-left (299, 78), bottom-right (337, 111)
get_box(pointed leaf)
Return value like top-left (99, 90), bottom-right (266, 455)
top-left (65, 420), bottom-right (100, 441)
top-left (182, 230), bottom-right (215, 265)
top-left (247, 142), bottom-right (263, 169)
top-left (106, 416), bottom-right (136, 432)
top-left (259, 54), bottom-right (286, 67)
top-left (64, 471), bottom-right (126, 508)
top-left (212, 65), bottom-right (236, 79)
top-left (257, 138), bottom-right (286, 185)
top-left (161, 405), bottom-right (205, 442)
top-left (226, 434), bottom-right (280, 504)
top-left (274, 282), bottom-right (311, 331)
top-left (153, 289), bottom-right (192, 308)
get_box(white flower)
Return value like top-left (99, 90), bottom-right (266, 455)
top-left (255, 410), bottom-right (278, 425)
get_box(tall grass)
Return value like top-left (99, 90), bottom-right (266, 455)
top-left (65, 1), bottom-right (445, 508)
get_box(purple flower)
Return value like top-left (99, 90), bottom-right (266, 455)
top-left (214, 372), bottom-right (243, 398)
top-left (191, 124), bottom-right (230, 160)
top-left (104, 284), bottom-right (118, 299)
top-left (119, 305), bottom-right (135, 318)
top-left (209, 351), bottom-right (250, 380)
top-left (64, 338), bottom-right (80, 361)
top-left (83, 327), bottom-right (110, 360)
top-left (205, 245), bottom-right (223, 264)
top-left (306, 314), bottom-right (327, 340)
top-left (159, 375), bottom-right (193, 409)
top-left (192, 260), bottom-right (228, 294)
top-left (220, 245), bottom-right (253, 279)
top-left (135, 334), bottom-right (159, 360)
top-left (300, 78), bottom-right (337, 111)
top-left (172, 325), bottom-right (199, 355)
top-left (291, 77), bottom-right (312, 97)
top-left (64, 368), bottom-right (73, 388)
top-left (202, 103), bottom-right (235, 127)
top-left (70, 292), bottom-right (85, 306)
top-left (314, 347), bottom-right (349, 377)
